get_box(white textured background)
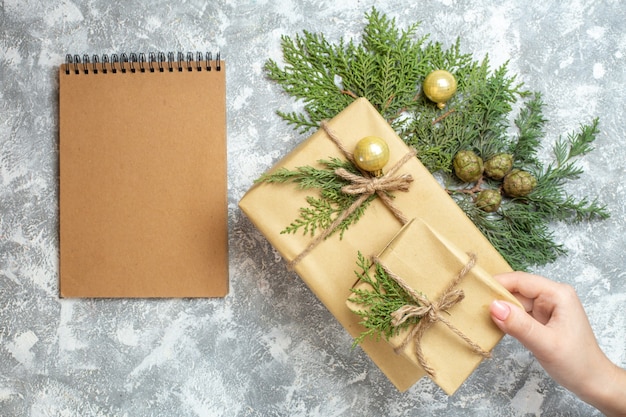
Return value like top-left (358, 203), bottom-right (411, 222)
top-left (1, 1), bottom-right (625, 416)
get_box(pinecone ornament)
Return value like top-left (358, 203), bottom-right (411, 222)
top-left (484, 153), bottom-right (513, 180)
top-left (453, 150), bottom-right (484, 183)
top-left (475, 189), bottom-right (502, 212)
top-left (503, 169), bottom-right (537, 197)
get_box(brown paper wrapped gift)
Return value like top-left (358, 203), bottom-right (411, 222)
top-left (347, 217), bottom-right (522, 394)
top-left (239, 97), bottom-right (515, 392)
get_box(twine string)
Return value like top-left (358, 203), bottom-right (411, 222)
top-left (372, 253), bottom-right (491, 378)
top-left (286, 121), bottom-right (416, 269)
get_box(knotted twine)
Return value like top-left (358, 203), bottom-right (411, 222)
top-left (371, 252), bottom-right (491, 378)
top-left (287, 120), bottom-right (417, 270)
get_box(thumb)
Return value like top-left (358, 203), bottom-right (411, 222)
top-left (490, 300), bottom-right (550, 354)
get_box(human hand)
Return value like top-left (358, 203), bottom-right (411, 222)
top-left (490, 271), bottom-right (626, 416)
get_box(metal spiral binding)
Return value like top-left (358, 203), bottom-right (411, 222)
top-left (64, 52), bottom-right (221, 75)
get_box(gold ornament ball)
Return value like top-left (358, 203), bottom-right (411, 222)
top-left (423, 69), bottom-right (457, 109)
top-left (353, 136), bottom-right (390, 177)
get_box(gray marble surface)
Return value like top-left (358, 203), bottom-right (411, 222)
top-left (2, 0), bottom-right (625, 415)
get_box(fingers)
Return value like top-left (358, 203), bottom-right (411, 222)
top-left (491, 272), bottom-right (575, 357)
top-left (494, 271), bottom-right (564, 301)
top-left (493, 271), bottom-right (537, 312)
top-left (493, 271), bottom-right (564, 325)
top-left (508, 292), bottom-right (534, 313)
top-left (490, 300), bottom-right (553, 356)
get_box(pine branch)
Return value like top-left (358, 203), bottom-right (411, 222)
top-left (453, 196), bottom-right (564, 270)
top-left (550, 118), bottom-right (599, 176)
top-left (513, 92), bottom-right (546, 167)
top-left (256, 158), bottom-right (376, 239)
top-left (276, 110), bottom-right (320, 134)
top-left (348, 252), bottom-right (421, 345)
top-left (264, 32), bottom-right (355, 132)
top-left (527, 118), bottom-right (609, 222)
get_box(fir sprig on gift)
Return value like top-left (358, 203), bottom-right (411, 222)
top-left (264, 8), bottom-right (609, 271)
top-left (348, 252), bottom-right (422, 345)
top-left (257, 158), bottom-right (376, 239)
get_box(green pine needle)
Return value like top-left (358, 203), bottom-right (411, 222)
top-left (348, 252), bottom-right (423, 346)
top-left (257, 158), bottom-right (376, 239)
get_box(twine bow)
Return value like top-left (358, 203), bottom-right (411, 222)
top-left (287, 121), bottom-right (416, 269)
top-left (373, 253), bottom-right (491, 378)
top-left (336, 169), bottom-right (414, 195)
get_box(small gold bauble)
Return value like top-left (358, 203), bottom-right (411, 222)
top-left (353, 136), bottom-right (390, 177)
top-left (423, 69), bottom-right (457, 109)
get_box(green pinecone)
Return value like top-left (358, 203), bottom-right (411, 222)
top-left (503, 169), bottom-right (537, 197)
top-left (484, 153), bottom-right (513, 180)
top-left (453, 150), bottom-right (484, 183)
top-left (475, 189), bottom-right (502, 212)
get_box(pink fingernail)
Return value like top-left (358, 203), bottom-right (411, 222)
top-left (491, 300), bottom-right (511, 321)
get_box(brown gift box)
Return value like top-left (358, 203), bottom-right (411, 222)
top-left (347, 217), bottom-right (521, 394)
top-left (239, 98), bottom-right (515, 392)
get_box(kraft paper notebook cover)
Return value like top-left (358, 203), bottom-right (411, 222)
top-left (59, 52), bottom-right (228, 298)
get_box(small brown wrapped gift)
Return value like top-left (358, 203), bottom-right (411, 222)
top-left (239, 98), bottom-right (515, 392)
top-left (347, 217), bottom-right (521, 395)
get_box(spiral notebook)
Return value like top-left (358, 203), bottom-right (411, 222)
top-left (59, 52), bottom-right (228, 298)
